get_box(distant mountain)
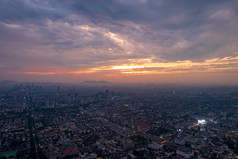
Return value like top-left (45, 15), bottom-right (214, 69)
top-left (82, 81), bottom-right (110, 84)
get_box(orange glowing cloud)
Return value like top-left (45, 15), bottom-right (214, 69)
top-left (91, 56), bottom-right (238, 75)
top-left (14, 56), bottom-right (238, 77)
top-left (23, 72), bottom-right (56, 75)
top-left (20, 69), bottom-right (95, 76)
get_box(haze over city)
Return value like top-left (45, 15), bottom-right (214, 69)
top-left (1, 0), bottom-right (238, 84)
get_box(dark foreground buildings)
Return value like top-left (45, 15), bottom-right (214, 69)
top-left (0, 83), bottom-right (238, 159)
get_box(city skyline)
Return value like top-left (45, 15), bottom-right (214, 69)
top-left (1, 0), bottom-right (238, 84)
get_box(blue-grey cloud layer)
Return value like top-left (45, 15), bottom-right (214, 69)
top-left (0, 0), bottom-right (238, 74)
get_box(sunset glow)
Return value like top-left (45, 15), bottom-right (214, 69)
top-left (0, 0), bottom-right (238, 84)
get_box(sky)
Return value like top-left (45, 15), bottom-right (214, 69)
top-left (0, 0), bottom-right (238, 84)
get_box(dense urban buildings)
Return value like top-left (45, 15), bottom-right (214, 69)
top-left (0, 81), bottom-right (238, 159)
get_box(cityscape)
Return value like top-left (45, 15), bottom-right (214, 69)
top-left (0, 81), bottom-right (238, 158)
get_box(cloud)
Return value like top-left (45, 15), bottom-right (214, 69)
top-left (0, 0), bottom-right (238, 83)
